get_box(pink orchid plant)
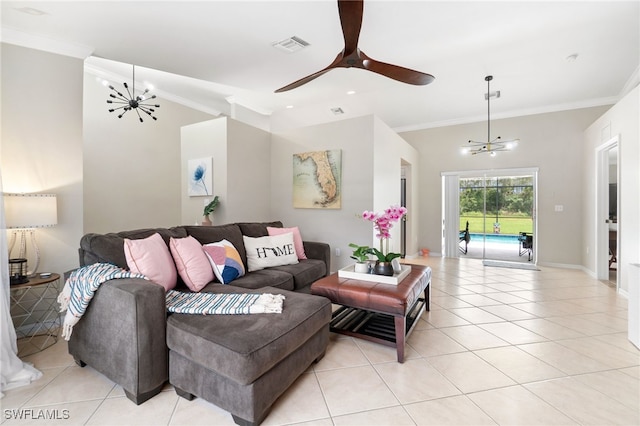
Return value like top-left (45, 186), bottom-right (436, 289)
top-left (361, 205), bottom-right (407, 262)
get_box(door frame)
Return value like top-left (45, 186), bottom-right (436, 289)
top-left (595, 135), bottom-right (620, 285)
top-left (442, 167), bottom-right (538, 260)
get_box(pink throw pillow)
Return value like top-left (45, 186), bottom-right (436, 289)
top-left (169, 236), bottom-right (214, 292)
top-left (124, 233), bottom-right (177, 291)
top-left (267, 226), bottom-right (307, 260)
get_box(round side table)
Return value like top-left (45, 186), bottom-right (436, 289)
top-left (9, 273), bottom-right (61, 357)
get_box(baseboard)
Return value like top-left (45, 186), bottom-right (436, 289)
top-left (537, 261), bottom-right (584, 270)
top-left (483, 259), bottom-right (540, 271)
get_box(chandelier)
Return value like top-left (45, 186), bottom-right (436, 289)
top-left (463, 75), bottom-right (518, 156)
top-left (106, 65), bottom-right (160, 122)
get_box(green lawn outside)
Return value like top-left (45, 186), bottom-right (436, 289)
top-left (461, 215), bottom-right (533, 235)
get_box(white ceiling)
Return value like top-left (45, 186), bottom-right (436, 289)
top-left (2, 1), bottom-right (639, 132)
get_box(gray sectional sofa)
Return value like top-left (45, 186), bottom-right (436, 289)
top-left (68, 221), bottom-right (332, 426)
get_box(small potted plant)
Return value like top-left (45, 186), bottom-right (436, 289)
top-left (349, 243), bottom-right (371, 273)
top-left (202, 196), bottom-right (219, 226)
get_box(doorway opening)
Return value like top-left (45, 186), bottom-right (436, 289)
top-left (596, 136), bottom-right (619, 288)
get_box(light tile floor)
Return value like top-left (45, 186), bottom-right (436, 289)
top-left (3, 257), bottom-right (639, 425)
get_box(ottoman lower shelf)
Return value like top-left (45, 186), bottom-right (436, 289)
top-left (329, 297), bottom-right (426, 353)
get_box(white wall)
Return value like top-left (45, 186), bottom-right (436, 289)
top-left (227, 119), bottom-right (272, 222)
top-left (83, 70), bottom-right (214, 233)
top-left (400, 106), bottom-right (610, 266)
top-left (373, 117), bottom-right (420, 256)
top-left (583, 86), bottom-right (639, 294)
top-left (180, 117), bottom-right (271, 225)
top-left (1, 44), bottom-right (84, 277)
top-left (270, 115), bottom-right (418, 272)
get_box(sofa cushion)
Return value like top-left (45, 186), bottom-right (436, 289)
top-left (202, 239), bottom-right (245, 285)
top-left (215, 269), bottom-right (295, 291)
top-left (267, 226), bottom-right (307, 260)
top-left (243, 233), bottom-right (298, 272)
top-left (124, 233), bottom-right (177, 291)
top-left (169, 236), bottom-right (214, 292)
top-left (166, 286), bottom-right (331, 385)
top-left (269, 259), bottom-right (327, 291)
top-left (80, 227), bottom-right (188, 268)
top-left (236, 221), bottom-right (283, 237)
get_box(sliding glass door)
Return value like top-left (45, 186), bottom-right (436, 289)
top-left (443, 168), bottom-right (538, 265)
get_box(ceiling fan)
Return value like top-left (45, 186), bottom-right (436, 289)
top-left (275, 0), bottom-right (435, 93)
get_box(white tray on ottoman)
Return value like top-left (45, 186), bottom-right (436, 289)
top-left (337, 264), bottom-right (411, 285)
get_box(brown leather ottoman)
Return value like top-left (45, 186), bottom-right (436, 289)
top-left (310, 265), bottom-right (431, 362)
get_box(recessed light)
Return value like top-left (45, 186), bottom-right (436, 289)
top-left (286, 105), bottom-right (294, 109)
top-left (346, 90), bottom-right (356, 95)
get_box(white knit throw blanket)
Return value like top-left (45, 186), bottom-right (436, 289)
top-left (165, 290), bottom-right (285, 314)
top-left (57, 263), bottom-right (147, 341)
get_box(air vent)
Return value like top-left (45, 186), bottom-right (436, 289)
top-left (272, 36), bottom-right (310, 53)
top-left (330, 107), bottom-right (344, 115)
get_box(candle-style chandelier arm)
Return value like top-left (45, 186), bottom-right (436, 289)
top-left (104, 65), bottom-right (160, 122)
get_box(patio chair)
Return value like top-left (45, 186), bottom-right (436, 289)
top-left (459, 221), bottom-right (470, 254)
top-left (518, 232), bottom-right (533, 261)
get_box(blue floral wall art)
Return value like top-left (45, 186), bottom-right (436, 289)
top-left (188, 157), bottom-right (213, 196)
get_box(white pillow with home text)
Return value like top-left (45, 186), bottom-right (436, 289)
top-left (242, 232), bottom-right (299, 272)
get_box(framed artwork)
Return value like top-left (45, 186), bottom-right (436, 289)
top-left (188, 157), bottom-right (213, 196)
top-left (293, 149), bottom-right (341, 209)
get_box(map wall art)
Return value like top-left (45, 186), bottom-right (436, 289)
top-left (293, 149), bottom-right (341, 209)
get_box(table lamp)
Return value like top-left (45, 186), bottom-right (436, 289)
top-left (4, 193), bottom-right (57, 278)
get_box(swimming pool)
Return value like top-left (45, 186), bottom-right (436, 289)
top-left (469, 233), bottom-right (522, 244)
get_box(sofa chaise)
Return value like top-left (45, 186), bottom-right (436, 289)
top-left (67, 221), bottom-right (332, 425)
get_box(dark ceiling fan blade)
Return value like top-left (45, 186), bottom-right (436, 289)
top-left (275, 52), bottom-right (344, 93)
top-left (360, 51), bottom-right (435, 86)
top-left (274, 0), bottom-right (434, 92)
top-left (338, 0), bottom-right (363, 55)
top-left (275, 68), bottom-right (334, 93)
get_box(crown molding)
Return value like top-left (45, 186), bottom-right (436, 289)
top-left (619, 65), bottom-right (640, 98)
top-left (394, 97), bottom-right (619, 134)
top-left (1, 26), bottom-right (93, 59)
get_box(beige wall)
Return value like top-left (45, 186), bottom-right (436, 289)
top-left (180, 117), bottom-right (271, 225)
top-left (83, 70), bottom-right (214, 233)
top-left (400, 106), bottom-right (610, 266)
top-left (1, 44), bottom-right (84, 277)
top-left (270, 115), bottom-right (419, 272)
